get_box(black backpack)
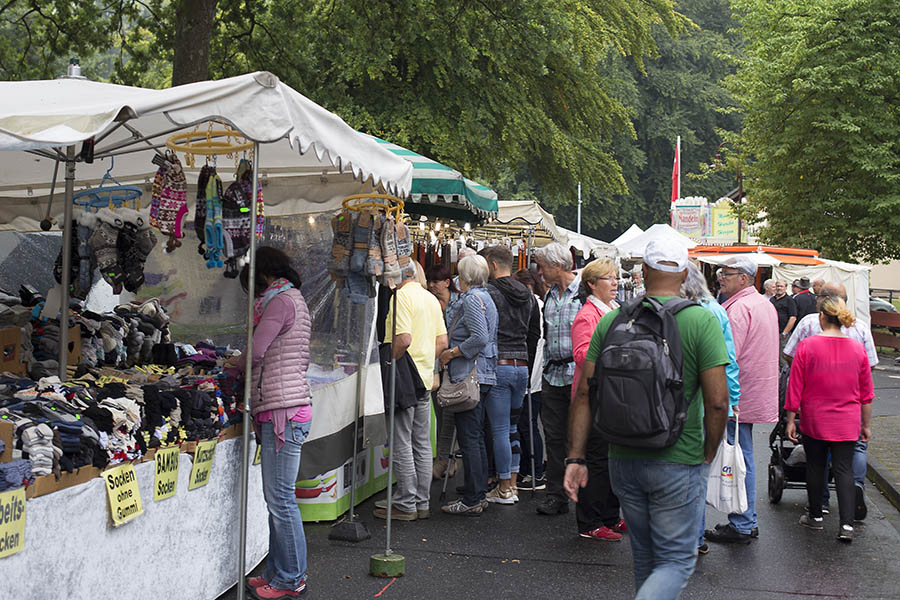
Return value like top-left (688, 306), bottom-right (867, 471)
top-left (590, 296), bottom-right (697, 449)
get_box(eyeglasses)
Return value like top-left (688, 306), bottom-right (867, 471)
top-left (720, 272), bottom-right (744, 278)
top-left (595, 276), bottom-right (618, 282)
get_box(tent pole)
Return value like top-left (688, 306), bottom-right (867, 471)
top-left (237, 141), bottom-right (260, 600)
top-left (57, 145), bottom-right (76, 381)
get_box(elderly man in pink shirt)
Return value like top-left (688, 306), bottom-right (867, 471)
top-left (706, 256), bottom-right (779, 545)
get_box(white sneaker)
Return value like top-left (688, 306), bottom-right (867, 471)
top-left (485, 486), bottom-right (516, 505)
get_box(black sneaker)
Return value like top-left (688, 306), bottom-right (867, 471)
top-left (838, 524), bottom-right (854, 543)
top-left (705, 523), bottom-right (752, 544)
top-left (855, 484), bottom-right (867, 521)
top-left (698, 543), bottom-right (710, 555)
top-left (535, 496), bottom-right (569, 515)
top-left (518, 475), bottom-right (547, 491)
top-left (799, 514), bottom-right (824, 530)
top-left (750, 527), bottom-right (759, 538)
top-left (805, 503), bottom-right (830, 515)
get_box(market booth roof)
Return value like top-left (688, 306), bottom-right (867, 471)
top-left (614, 223), bottom-right (696, 258)
top-left (610, 223), bottom-right (644, 247)
top-left (0, 72), bottom-right (413, 228)
top-left (689, 245), bottom-right (824, 266)
top-left (370, 136), bottom-right (498, 219)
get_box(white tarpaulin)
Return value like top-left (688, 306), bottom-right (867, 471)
top-left (774, 258), bottom-right (871, 327)
top-left (615, 223), bottom-right (697, 258)
top-left (0, 72), bottom-right (412, 229)
top-left (558, 226), bottom-right (619, 259)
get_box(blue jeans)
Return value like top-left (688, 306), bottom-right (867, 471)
top-left (484, 365), bottom-right (528, 478)
top-left (610, 458), bottom-right (710, 599)
top-left (454, 385), bottom-right (491, 506)
top-left (261, 419), bottom-right (311, 590)
top-left (726, 421), bottom-right (757, 534)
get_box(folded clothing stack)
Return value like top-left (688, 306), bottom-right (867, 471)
top-left (0, 458), bottom-right (33, 492)
top-left (20, 423), bottom-right (58, 477)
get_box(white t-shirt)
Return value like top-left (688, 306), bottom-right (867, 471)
top-left (783, 313), bottom-right (879, 367)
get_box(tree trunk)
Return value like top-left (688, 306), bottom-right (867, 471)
top-left (171, 0), bottom-right (218, 86)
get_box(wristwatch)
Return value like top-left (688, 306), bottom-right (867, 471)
top-left (564, 457), bottom-right (586, 466)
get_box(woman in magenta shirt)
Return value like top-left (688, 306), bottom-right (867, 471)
top-left (785, 296), bottom-right (873, 543)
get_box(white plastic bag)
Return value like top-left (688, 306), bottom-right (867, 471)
top-left (706, 416), bottom-right (748, 514)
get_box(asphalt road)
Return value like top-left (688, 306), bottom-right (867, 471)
top-left (873, 367), bottom-right (900, 417)
top-left (221, 422), bottom-right (900, 600)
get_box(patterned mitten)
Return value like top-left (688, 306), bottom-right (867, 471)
top-left (195, 166), bottom-right (213, 256)
top-left (204, 174), bottom-right (224, 268)
top-left (366, 213), bottom-right (384, 277)
top-left (380, 215), bottom-right (402, 288)
top-left (328, 211), bottom-right (351, 280)
top-left (395, 221), bottom-right (416, 281)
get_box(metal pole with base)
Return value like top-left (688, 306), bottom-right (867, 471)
top-left (329, 301), bottom-right (372, 542)
top-left (236, 142), bottom-right (260, 600)
top-left (57, 145), bottom-right (76, 381)
top-left (370, 291), bottom-right (405, 578)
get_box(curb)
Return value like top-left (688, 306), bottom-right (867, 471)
top-left (867, 454), bottom-right (900, 512)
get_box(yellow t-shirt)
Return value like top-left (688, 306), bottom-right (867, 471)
top-left (383, 282), bottom-right (447, 391)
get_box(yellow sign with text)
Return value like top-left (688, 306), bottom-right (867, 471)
top-left (189, 440), bottom-right (217, 490)
top-left (154, 446), bottom-right (180, 501)
top-left (0, 488), bottom-right (26, 558)
top-left (103, 464), bottom-right (143, 527)
top-left (253, 443), bottom-right (261, 465)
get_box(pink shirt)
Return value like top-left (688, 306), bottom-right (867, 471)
top-left (571, 296), bottom-right (617, 401)
top-left (722, 286), bottom-right (780, 423)
top-left (785, 335), bottom-right (874, 441)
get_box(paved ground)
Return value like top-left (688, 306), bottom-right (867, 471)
top-left (220, 420), bottom-right (900, 600)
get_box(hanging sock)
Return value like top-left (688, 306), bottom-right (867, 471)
top-left (328, 211), bottom-right (352, 281)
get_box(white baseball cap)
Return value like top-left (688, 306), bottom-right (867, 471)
top-left (643, 239), bottom-right (688, 273)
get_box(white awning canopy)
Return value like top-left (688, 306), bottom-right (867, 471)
top-left (0, 72), bottom-right (413, 229)
top-left (614, 224), bottom-right (697, 258)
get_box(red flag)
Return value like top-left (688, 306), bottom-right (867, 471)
top-left (671, 142), bottom-right (680, 204)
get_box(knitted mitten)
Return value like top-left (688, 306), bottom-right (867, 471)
top-left (149, 163), bottom-right (167, 230)
top-left (395, 220), bottom-right (415, 279)
top-left (366, 213), bottom-right (384, 277)
top-left (328, 211), bottom-right (352, 280)
top-left (380, 215), bottom-right (402, 288)
top-left (204, 174), bottom-right (224, 268)
top-left (350, 211), bottom-right (368, 274)
top-left (195, 166), bottom-right (213, 256)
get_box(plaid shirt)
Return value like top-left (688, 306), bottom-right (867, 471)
top-left (542, 273), bottom-right (582, 387)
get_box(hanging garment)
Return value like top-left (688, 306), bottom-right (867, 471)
top-left (328, 210), bottom-right (352, 281)
top-left (203, 173), bottom-right (225, 268)
top-left (151, 154), bottom-right (187, 251)
top-left (194, 165), bottom-right (214, 256)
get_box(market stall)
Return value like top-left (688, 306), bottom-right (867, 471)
top-left (614, 223), bottom-right (697, 258)
top-left (0, 71), bottom-right (413, 599)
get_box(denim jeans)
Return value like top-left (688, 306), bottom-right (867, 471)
top-left (610, 458), bottom-right (710, 600)
top-left (388, 393), bottom-right (433, 511)
top-left (484, 365), bottom-right (528, 478)
top-left (517, 390), bottom-right (544, 479)
top-left (261, 419), bottom-right (311, 590)
top-left (454, 385), bottom-right (491, 506)
top-left (726, 421), bottom-right (757, 534)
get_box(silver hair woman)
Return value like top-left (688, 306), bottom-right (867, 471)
top-left (681, 261), bottom-right (714, 302)
top-left (457, 255), bottom-right (490, 287)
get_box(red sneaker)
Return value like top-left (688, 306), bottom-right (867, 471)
top-left (246, 576), bottom-right (268, 589)
top-left (251, 579), bottom-right (307, 599)
top-left (579, 526), bottom-right (623, 541)
top-left (611, 518), bottom-right (627, 533)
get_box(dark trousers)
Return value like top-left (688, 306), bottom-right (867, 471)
top-left (454, 385), bottom-right (492, 507)
top-left (804, 435), bottom-right (855, 526)
top-left (540, 383), bottom-right (571, 499)
top-left (577, 430), bottom-right (621, 531)
top-left (518, 390), bottom-right (544, 478)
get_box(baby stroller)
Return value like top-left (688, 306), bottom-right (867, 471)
top-left (767, 364), bottom-right (833, 503)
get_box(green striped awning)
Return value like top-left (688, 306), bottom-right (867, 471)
top-left (371, 137), bottom-right (498, 217)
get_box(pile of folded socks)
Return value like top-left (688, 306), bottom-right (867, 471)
top-left (20, 423), bottom-right (58, 477)
top-left (0, 458), bottom-right (33, 492)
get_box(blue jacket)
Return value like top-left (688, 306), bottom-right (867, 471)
top-left (700, 298), bottom-right (741, 416)
top-left (445, 287), bottom-right (498, 385)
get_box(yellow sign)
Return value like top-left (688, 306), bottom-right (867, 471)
top-left (253, 443), bottom-right (261, 466)
top-left (189, 440), bottom-right (217, 490)
top-left (103, 464), bottom-right (143, 527)
top-left (154, 446), bottom-right (180, 501)
top-left (711, 203), bottom-right (738, 239)
top-left (0, 488), bottom-right (26, 558)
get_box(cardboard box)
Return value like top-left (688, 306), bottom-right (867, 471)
top-left (66, 324), bottom-right (81, 366)
top-left (26, 466), bottom-right (102, 499)
top-left (0, 420), bottom-right (13, 463)
top-left (0, 326), bottom-right (24, 375)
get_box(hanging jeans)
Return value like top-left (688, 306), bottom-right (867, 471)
top-left (261, 419), bottom-right (311, 591)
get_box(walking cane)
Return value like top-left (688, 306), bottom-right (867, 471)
top-left (440, 428), bottom-right (458, 502)
top-left (526, 384), bottom-right (537, 499)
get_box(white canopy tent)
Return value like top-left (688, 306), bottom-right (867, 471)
top-left (495, 200), bottom-right (566, 242)
top-left (557, 226), bottom-right (619, 260)
top-left (0, 72), bottom-right (413, 599)
top-left (615, 223), bottom-right (697, 258)
top-left (611, 223), bottom-right (644, 247)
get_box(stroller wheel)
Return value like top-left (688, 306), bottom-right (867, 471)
top-left (768, 464), bottom-right (784, 504)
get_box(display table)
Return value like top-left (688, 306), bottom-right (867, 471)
top-left (3, 437), bottom-right (267, 600)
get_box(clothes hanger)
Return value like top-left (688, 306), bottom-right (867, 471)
top-left (72, 156), bottom-right (142, 211)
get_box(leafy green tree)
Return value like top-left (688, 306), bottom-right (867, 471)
top-left (726, 0), bottom-right (900, 263)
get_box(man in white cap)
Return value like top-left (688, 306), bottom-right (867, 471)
top-left (706, 255), bottom-right (779, 544)
top-left (564, 239), bottom-right (729, 598)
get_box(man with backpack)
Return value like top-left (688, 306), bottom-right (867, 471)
top-left (564, 240), bottom-right (729, 599)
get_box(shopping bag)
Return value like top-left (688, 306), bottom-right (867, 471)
top-left (706, 417), bottom-right (749, 514)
